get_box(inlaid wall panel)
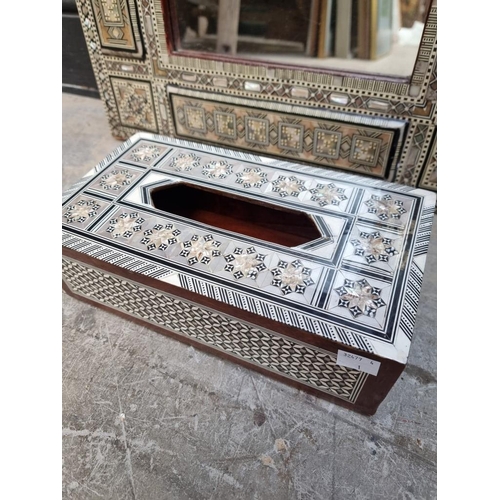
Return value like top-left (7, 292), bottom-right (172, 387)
top-left (75, 0), bottom-right (438, 189)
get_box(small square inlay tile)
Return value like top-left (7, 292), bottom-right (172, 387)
top-left (313, 129), bottom-right (341, 159)
top-left (245, 117), bottom-right (269, 145)
top-left (349, 136), bottom-right (382, 167)
top-left (184, 106), bottom-right (207, 133)
top-left (123, 141), bottom-right (170, 165)
top-left (278, 123), bottom-right (304, 152)
top-left (62, 195), bottom-right (110, 229)
top-left (170, 93), bottom-right (402, 178)
top-left (111, 79), bottom-right (157, 132)
top-left (214, 111), bottom-right (237, 139)
top-left (88, 165), bottom-right (142, 195)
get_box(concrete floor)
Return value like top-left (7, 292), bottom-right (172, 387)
top-left (62, 93), bottom-right (437, 500)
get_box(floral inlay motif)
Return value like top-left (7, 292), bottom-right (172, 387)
top-left (106, 212), bottom-right (144, 238)
top-left (169, 152), bottom-right (201, 172)
top-left (180, 235), bottom-right (221, 265)
top-left (365, 194), bottom-right (407, 221)
top-left (224, 247), bottom-right (267, 279)
top-left (141, 224), bottom-right (181, 251)
top-left (100, 169), bottom-right (134, 191)
top-left (309, 183), bottom-right (348, 207)
top-left (130, 144), bottom-right (161, 163)
top-left (235, 168), bottom-right (268, 189)
top-left (334, 279), bottom-right (386, 318)
top-left (271, 175), bottom-right (307, 198)
top-left (202, 160), bottom-right (233, 179)
top-left (271, 260), bottom-right (314, 295)
top-left (351, 231), bottom-right (398, 264)
top-left (64, 199), bottom-right (100, 223)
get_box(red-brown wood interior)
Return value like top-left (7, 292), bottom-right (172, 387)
top-left (150, 183), bottom-right (321, 247)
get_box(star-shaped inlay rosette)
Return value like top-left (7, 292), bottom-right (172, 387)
top-left (202, 160), bottom-right (233, 179)
top-left (140, 224), bottom-right (181, 251)
top-left (179, 235), bottom-right (221, 265)
top-left (309, 183), bottom-right (348, 207)
top-left (106, 212), bottom-right (144, 239)
top-left (334, 279), bottom-right (386, 318)
top-left (270, 260), bottom-right (314, 295)
top-left (235, 168), bottom-right (268, 189)
top-left (169, 153), bottom-right (201, 172)
top-left (99, 169), bottom-right (134, 191)
top-left (130, 144), bottom-right (161, 163)
top-left (224, 247), bottom-right (267, 280)
top-left (365, 194), bottom-right (407, 221)
top-left (63, 199), bottom-right (100, 223)
top-left (351, 231), bottom-right (398, 264)
top-left (271, 176), bottom-right (307, 198)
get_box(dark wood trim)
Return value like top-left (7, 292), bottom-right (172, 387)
top-left (62, 246), bottom-right (405, 415)
top-left (160, 0), bottom-right (181, 56)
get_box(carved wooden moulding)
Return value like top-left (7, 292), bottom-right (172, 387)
top-left (62, 134), bottom-right (436, 415)
top-left (75, 0), bottom-right (437, 189)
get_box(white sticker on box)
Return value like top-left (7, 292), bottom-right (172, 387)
top-left (336, 350), bottom-right (381, 376)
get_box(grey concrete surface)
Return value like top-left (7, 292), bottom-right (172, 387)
top-left (62, 93), bottom-right (437, 500)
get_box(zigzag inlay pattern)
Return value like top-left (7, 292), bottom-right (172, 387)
top-left (414, 207), bottom-right (435, 256)
top-left (399, 263), bottom-right (424, 340)
top-left (62, 258), bottom-right (368, 402)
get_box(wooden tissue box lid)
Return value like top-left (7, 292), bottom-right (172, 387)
top-left (62, 133), bottom-right (436, 415)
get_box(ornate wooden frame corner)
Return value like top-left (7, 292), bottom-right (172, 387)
top-left (75, 0), bottom-right (437, 190)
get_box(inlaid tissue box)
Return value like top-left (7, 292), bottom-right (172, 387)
top-left (62, 133), bottom-right (435, 415)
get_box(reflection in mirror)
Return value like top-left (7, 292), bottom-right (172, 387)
top-left (172, 0), bottom-right (430, 78)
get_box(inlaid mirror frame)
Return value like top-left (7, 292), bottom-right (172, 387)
top-left (75, 0), bottom-right (437, 190)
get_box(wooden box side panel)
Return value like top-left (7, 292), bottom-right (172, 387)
top-left (62, 248), bottom-right (404, 415)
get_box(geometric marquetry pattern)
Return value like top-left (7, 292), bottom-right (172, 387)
top-left (334, 279), bottom-right (386, 318)
top-left (62, 231), bottom-right (175, 280)
top-left (111, 78), bottom-right (157, 132)
top-left (63, 198), bottom-right (101, 224)
top-left (175, 272), bottom-right (376, 354)
top-left (62, 228), bottom-right (378, 355)
top-left (398, 123), bottom-right (432, 186)
top-left (413, 206), bottom-right (435, 257)
top-left (163, 68), bottom-right (425, 115)
top-left (419, 139), bottom-right (437, 191)
top-left (76, 0), bottom-right (436, 188)
top-left (62, 258), bottom-right (367, 403)
top-left (171, 95), bottom-right (396, 178)
top-left (399, 262), bottom-right (424, 341)
top-left (90, 0), bottom-right (142, 57)
top-left (62, 133), bottom-right (436, 366)
top-left (350, 231), bottom-right (398, 264)
top-left (410, 6), bottom-right (437, 91)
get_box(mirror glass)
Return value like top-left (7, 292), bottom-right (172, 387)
top-left (172, 0), bottom-right (430, 78)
